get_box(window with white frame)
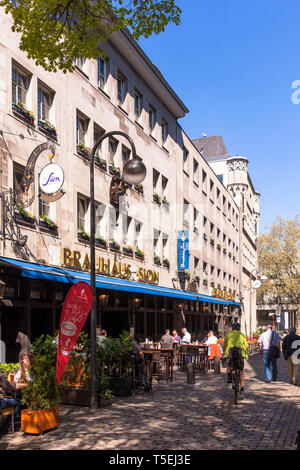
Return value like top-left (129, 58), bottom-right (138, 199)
top-left (134, 89), bottom-right (143, 121)
top-left (202, 170), bottom-right (207, 193)
top-left (153, 168), bottom-right (160, 192)
top-left (193, 208), bottom-right (199, 231)
top-left (193, 159), bottom-right (199, 185)
top-left (162, 233), bottom-right (169, 260)
top-left (77, 195), bottom-right (89, 233)
top-left (117, 70), bottom-right (127, 104)
top-left (122, 144), bottom-right (130, 169)
top-left (97, 56), bottom-right (109, 90)
top-left (38, 84), bottom-right (53, 122)
top-left (149, 104), bottom-right (156, 134)
top-left (95, 202), bottom-right (106, 238)
top-left (94, 124), bottom-right (105, 157)
top-left (153, 228), bottom-right (161, 259)
top-left (122, 214), bottom-right (132, 246)
top-left (209, 179), bottom-right (214, 201)
top-left (183, 199), bottom-right (189, 226)
top-left (76, 112), bottom-right (89, 147)
top-left (39, 194), bottom-right (51, 220)
top-left (74, 57), bottom-right (86, 70)
top-left (183, 147), bottom-right (189, 174)
top-left (162, 118), bottom-right (168, 145)
top-left (108, 137), bottom-right (118, 164)
top-left (134, 219), bottom-right (143, 250)
top-left (13, 163), bottom-right (30, 206)
top-left (12, 64), bottom-right (30, 106)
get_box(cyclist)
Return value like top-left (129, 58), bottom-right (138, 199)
top-left (223, 322), bottom-right (248, 395)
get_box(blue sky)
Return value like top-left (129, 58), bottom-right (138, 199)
top-left (138, 0), bottom-right (300, 233)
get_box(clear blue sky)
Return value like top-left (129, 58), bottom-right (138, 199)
top-left (138, 0), bottom-right (300, 233)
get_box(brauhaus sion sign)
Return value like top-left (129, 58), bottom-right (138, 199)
top-left (61, 248), bottom-right (159, 284)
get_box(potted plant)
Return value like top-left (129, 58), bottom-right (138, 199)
top-left (97, 331), bottom-right (134, 397)
top-left (21, 334), bottom-right (59, 435)
top-left (162, 196), bottom-right (170, 209)
top-left (96, 155), bottom-right (107, 171)
top-left (78, 229), bottom-right (90, 241)
top-left (109, 239), bottom-right (121, 252)
top-left (135, 247), bottom-right (145, 260)
top-left (153, 192), bottom-right (161, 205)
top-left (38, 118), bottom-right (57, 138)
top-left (15, 206), bottom-right (36, 225)
top-left (77, 142), bottom-right (91, 158)
top-left (39, 214), bottom-right (58, 232)
top-left (163, 258), bottom-right (170, 268)
top-left (12, 101), bottom-right (35, 124)
top-left (109, 162), bottom-right (121, 177)
top-left (185, 271), bottom-right (191, 280)
top-left (122, 245), bottom-right (133, 256)
top-left (153, 254), bottom-right (161, 265)
top-left (134, 184), bottom-right (144, 195)
top-left (95, 235), bottom-right (107, 248)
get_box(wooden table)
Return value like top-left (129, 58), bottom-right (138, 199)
top-left (143, 348), bottom-right (174, 384)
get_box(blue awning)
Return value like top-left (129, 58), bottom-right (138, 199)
top-left (0, 256), bottom-right (240, 306)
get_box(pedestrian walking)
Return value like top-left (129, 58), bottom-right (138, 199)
top-left (258, 325), bottom-right (281, 383)
top-left (282, 327), bottom-right (300, 385)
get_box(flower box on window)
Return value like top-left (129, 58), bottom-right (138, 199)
top-left (109, 164), bottom-right (121, 177)
top-left (194, 275), bottom-right (200, 283)
top-left (233, 255), bottom-right (236, 261)
top-left (109, 240), bottom-right (121, 252)
top-left (228, 252), bottom-right (232, 258)
top-left (223, 248), bottom-right (227, 254)
top-left (77, 143), bottom-right (91, 158)
top-left (15, 208), bottom-right (36, 226)
top-left (78, 230), bottom-right (90, 241)
top-left (134, 184), bottom-right (144, 195)
top-left (122, 246), bottom-right (133, 256)
top-left (135, 247), bottom-right (145, 260)
top-left (39, 214), bottom-right (58, 232)
top-left (95, 156), bottom-right (107, 172)
top-left (38, 119), bottom-right (57, 139)
top-left (217, 243), bottom-right (221, 250)
top-left (153, 254), bottom-right (161, 265)
top-left (163, 258), bottom-right (170, 268)
top-left (12, 102), bottom-right (35, 125)
top-left (95, 236), bottom-right (107, 248)
top-left (153, 193), bottom-right (161, 205)
top-left (203, 279), bottom-right (208, 286)
top-left (210, 238), bottom-right (215, 246)
top-left (162, 197), bottom-right (170, 210)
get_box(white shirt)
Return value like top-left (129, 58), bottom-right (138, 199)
top-left (206, 335), bottom-right (218, 346)
top-left (181, 332), bottom-right (191, 344)
top-left (258, 330), bottom-right (280, 350)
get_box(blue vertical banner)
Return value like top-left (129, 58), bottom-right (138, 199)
top-left (177, 230), bottom-right (189, 271)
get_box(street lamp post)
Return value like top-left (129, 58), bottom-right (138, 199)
top-left (249, 268), bottom-right (268, 338)
top-left (89, 131), bottom-right (146, 410)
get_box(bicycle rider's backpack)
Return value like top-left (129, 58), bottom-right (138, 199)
top-left (228, 347), bottom-right (243, 370)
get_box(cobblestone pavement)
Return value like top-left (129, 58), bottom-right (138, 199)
top-left (1, 354), bottom-right (300, 450)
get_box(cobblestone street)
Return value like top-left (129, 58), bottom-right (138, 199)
top-left (1, 354), bottom-right (300, 450)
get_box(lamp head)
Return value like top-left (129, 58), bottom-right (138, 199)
top-left (123, 159), bottom-right (147, 185)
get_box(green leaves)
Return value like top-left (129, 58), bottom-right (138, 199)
top-left (1, 0), bottom-right (181, 72)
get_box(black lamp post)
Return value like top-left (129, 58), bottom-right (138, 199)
top-left (89, 131), bottom-right (146, 410)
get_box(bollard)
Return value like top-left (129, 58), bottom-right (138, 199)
top-left (186, 362), bottom-right (195, 384)
top-left (214, 356), bottom-right (220, 374)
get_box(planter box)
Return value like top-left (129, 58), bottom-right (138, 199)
top-left (95, 238), bottom-right (107, 249)
top-left (78, 233), bottom-right (90, 242)
top-left (77, 145), bottom-right (90, 159)
top-left (96, 160), bottom-right (107, 172)
top-left (38, 120), bottom-right (57, 139)
top-left (108, 375), bottom-right (133, 397)
top-left (39, 220), bottom-right (58, 233)
top-left (21, 406), bottom-right (59, 435)
top-left (15, 212), bottom-right (35, 226)
top-left (12, 103), bottom-right (34, 125)
top-left (135, 253), bottom-right (145, 261)
top-left (109, 242), bottom-right (121, 252)
top-left (109, 166), bottom-right (121, 177)
top-left (122, 247), bottom-right (133, 256)
top-left (59, 387), bottom-right (92, 407)
top-left (163, 260), bottom-right (170, 268)
top-left (153, 194), bottom-right (161, 205)
top-left (134, 185), bottom-right (144, 195)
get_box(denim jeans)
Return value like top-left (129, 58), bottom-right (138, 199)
top-left (262, 350), bottom-right (278, 382)
top-left (1, 397), bottom-right (21, 431)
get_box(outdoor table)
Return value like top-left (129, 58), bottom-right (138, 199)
top-left (187, 344), bottom-right (209, 373)
top-left (143, 348), bottom-right (173, 384)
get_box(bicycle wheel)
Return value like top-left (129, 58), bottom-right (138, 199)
top-left (234, 370), bottom-right (239, 405)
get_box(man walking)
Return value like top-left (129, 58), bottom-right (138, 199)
top-left (282, 327), bottom-right (300, 385)
top-left (258, 325), bottom-right (281, 383)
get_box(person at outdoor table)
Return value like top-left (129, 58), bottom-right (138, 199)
top-left (96, 328), bottom-right (108, 348)
top-left (172, 330), bottom-right (180, 342)
top-left (205, 331), bottom-right (218, 346)
top-left (0, 372), bottom-right (28, 433)
top-left (161, 329), bottom-right (173, 344)
top-left (14, 352), bottom-right (33, 385)
top-left (181, 328), bottom-right (191, 344)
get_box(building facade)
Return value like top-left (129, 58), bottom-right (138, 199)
top-left (193, 135), bottom-right (260, 336)
top-left (1, 10), bottom-right (247, 362)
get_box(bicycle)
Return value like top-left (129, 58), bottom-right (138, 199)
top-left (231, 366), bottom-right (241, 405)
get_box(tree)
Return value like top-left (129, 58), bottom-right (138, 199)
top-left (257, 215), bottom-right (300, 332)
top-left (0, 0), bottom-right (181, 73)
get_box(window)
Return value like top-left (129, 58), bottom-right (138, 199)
top-left (122, 145), bottom-right (130, 166)
top-left (153, 229), bottom-right (160, 256)
top-left (134, 89), bottom-right (143, 121)
top-left (162, 175), bottom-right (168, 198)
top-left (217, 174), bottom-right (224, 184)
top-left (162, 118), bottom-right (168, 145)
top-left (13, 163), bottom-right (30, 206)
top-left (39, 196), bottom-right (50, 219)
top-left (95, 203), bottom-right (106, 238)
top-left (228, 202), bottom-right (231, 220)
top-left (12, 64), bottom-right (29, 105)
top-left (216, 187), bottom-right (220, 207)
top-left (209, 180), bottom-right (214, 201)
top-left (153, 168), bottom-right (160, 192)
top-left (97, 57), bottom-right (109, 89)
top-left (193, 159), bottom-right (199, 185)
top-left (117, 70), bottom-right (127, 104)
top-left (94, 124), bottom-right (105, 150)
top-left (76, 113), bottom-right (89, 146)
top-left (38, 85), bottom-right (53, 121)
top-left (108, 137), bottom-right (118, 164)
top-left (223, 196), bottom-right (226, 214)
top-left (193, 208), bottom-right (199, 229)
top-left (183, 148), bottom-right (189, 174)
top-left (194, 257), bottom-right (199, 270)
top-left (202, 170), bottom-right (207, 193)
top-left (134, 220), bottom-right (143, 249)
top-left (122, 214), bottom-right (132, 245)
top-left (74, 57), bottom-right (86, 70)
top-left (162, 233), bottom-right (169, 260)
top-left (149, 104), bottom-right (156, 134)
top-left (183, 199), bottom-right (189, 226)
top-left (78, 195), bottom-right (89, 233)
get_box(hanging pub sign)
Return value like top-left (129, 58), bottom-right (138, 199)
top-left (177, 230), bottom-right (189, 271)
top-left (39, 161), bottom-right (65, 202)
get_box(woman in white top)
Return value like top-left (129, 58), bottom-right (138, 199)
top-left (14, 353), bottom-right (32, 384)
top-left (206, 331), bottom-right (218, 346)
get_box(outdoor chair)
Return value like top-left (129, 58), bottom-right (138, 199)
top-left (188, 346), bottom-right (201, 373)
top-left (151, 351), bottom-right (168, 383)
top-left (178, 344), bottom-right (189, 372)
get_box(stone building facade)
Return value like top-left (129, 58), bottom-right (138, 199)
top-left (0, 10), bottom-right (249, 360)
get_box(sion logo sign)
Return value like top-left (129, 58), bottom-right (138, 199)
top-left (39, 163), bottom-right (64, 195)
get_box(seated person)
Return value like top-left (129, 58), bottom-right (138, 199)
top-left (0, 373), bottom-right (27, 433)
top-left (172, 330), bottom-right (180, 343)
top-left (96, 329), bottom-right (108, 348)
top-left (14, 352), bottom-right (33, 385)
top-left (161, 329), bottom-right (173, 344)
top-left (181, 328), bottom-right (191, 345)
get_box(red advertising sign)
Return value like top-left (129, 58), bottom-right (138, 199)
top-left (56, 281), bottom-right (93, 385)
